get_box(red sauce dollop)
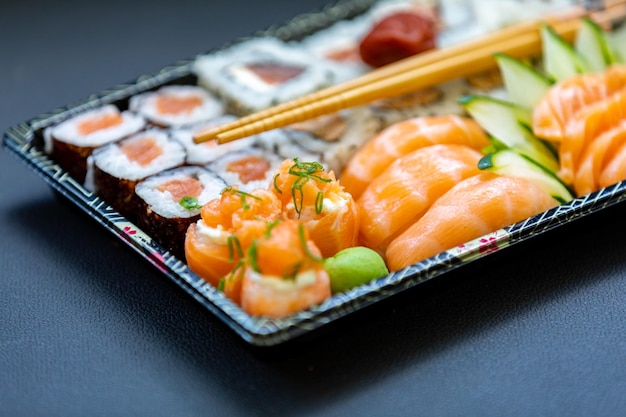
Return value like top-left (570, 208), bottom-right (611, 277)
top-left (359, 12), bottom-right (437, 68)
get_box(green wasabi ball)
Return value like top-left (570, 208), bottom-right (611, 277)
top-left (324, 246), bottom-right (389, 294)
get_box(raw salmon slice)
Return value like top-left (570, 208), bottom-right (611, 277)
top-left (157, 177), bottom-right (203, 201)
top-left (340, 115), bottom-right (489, 199)
top-left (558, 86), bottom-right (626, 185)
top-left (573, 122), bottom-right (626, 196)
top-left (532, 65), bottom-right (626, 142)
top-left (155, 95), bottom-right (203, 115)
top-left (120, 136), bottom-right (163, 166)
top-left (358, 144), bottom-right (482, 251)
top-left (599, 142), bottom-right (626, 189)
top-left (77, 112), bottom-right (124, 136)
top-left (385, 173), bottom-right (558, 272)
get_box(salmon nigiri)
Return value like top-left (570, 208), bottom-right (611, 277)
top-left (358, 144), bottom-right (483, 251)
top-left (340, 115), bottom-right (489, 199)
top-left (533, 65), bottom-right (626, 142)
top-left (385, 172), bottom-right (559, 272)
top-left (184, 186), bottom-right (282, 287)
top-left (271, 158), bottom-right (359, 258)
top-left (240, 219), bottom-right (331, 318)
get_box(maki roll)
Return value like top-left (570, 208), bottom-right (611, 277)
top-left (208, 148), bottom-right (283, 193)
top-left (299, 17), bottom-right (372, 83)
top-left (43, 104), bottom-right (145, 184)
top-left (171, 115), bottom-right (257, 165)
top-left (89, 128), bottom-right (186, 219)
top-left (129, 85), bottom-right (225, 128)
top-left (134, 166), bottom-right (227, 258)
top-left (193, 37), bottom-right (334, 114)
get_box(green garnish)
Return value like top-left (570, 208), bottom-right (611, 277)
top-left (273, 173), bottom-right (282, 194)
top-left (298, 223), bottom-right (323, 263)
top-left (227, 235), bottom-right (243, 262)
top-left (222, 186), bottom-right (262, 210)
top-left (287, 158), bottom-right (332, 218)
top-left (264, 219), bottom-right (281, 239)
top-left (222, 259), bottom-right (245, 289)
top-left (247, 241), bottom-right (260, 273)
top-left (178, 196), bottom-right (202, 210)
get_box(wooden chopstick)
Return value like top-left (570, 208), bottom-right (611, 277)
top-left (192, 16), bottom-right (558, 144)
top-left (194, 1), bottom-right (623, 144)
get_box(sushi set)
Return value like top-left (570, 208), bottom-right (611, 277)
top-left (5, 0), bottom-right (626, 346)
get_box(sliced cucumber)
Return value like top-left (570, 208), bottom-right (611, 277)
top-left (478, 150), bottom-right (573, 204)
top-left (575, 17), bottom-right (618, 72)
top-left (494, 53), bottom-right (552, 109)
top-left (459, 95), bottom-right (559, 173)
top-left (495, 53), bottom-right (552, 109)
top-left (608, 22), bottom-right (626, 64)
top-left (542, 24), bottom-right (590, 81)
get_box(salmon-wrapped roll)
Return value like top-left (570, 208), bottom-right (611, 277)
top-left (271, 158), bottom-right (359, 258)
top-left (184, 186), bottom-right (282, 287)
top-left (239, 219), bottom-right (331, 318)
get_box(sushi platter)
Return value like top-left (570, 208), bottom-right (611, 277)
top-left (5, 0), bottom-right (626, 346)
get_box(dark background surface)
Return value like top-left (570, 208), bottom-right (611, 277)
top-left (2, 1), bottom-right (626, 416)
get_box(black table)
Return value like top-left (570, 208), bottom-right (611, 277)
top-left (2, 1), bottom-right (626, 416)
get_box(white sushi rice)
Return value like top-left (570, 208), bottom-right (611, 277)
top-left (171, 115), bottom-right (258, 165)
top-left (298, 16), bottom-right (372, 83)
top-left (193, 37), bottom-right (335, 113)
top-left (208, 147), bottom-right (283, 193)
top-left (91, 128), bottom-right (186, 182)
top-left (283, 106), bottom-right (381, 175)
top-left (43, 104), bottom-right (145, 153)
top-left (129, 85), bottom-right (225, 127)
top-left (254, 128), bottom-right (318, 159)
top-left (135, 166), bottom-right (226, 219)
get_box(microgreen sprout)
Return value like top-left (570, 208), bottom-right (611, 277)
top-left (222, 186), bottom-right (262, 210)
top-left (287, 158), bottom-right (331, 218)
top-left (178, 196), bottom-right (202, 210)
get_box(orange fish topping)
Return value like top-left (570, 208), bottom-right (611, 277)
top-left (245, 63), bottom-right (304, 85)
top-left (121, 136), bottom-right (163, 166)
top-left (77, 113), bottom-right (124, 136)
top-left (326, 47), bottom-right (361, 62)
top-left (226, 156), bottom-right (270, 184)
top-left (155, 95), bottom-right (203, 115)
top-left (158, 178), bottom-right (203, 201)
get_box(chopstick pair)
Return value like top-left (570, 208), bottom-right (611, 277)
top-left (194, 2), bottom-right (621, 145)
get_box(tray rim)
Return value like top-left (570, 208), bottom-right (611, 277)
top-left (4, 0), bottom-right (626, 346)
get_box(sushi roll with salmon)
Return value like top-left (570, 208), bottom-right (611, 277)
top-left (129, 85), bottom-right (224, 128)
top-left (271, 158), bottom-right (359, 258)
top-left (238, 219), bottom-right (331, 318)
top-left (208, 148), bottom-right (283, 193)
top-left (193, 37), bottom-right (334, 114)
top-left (185, 186), bottom-right (283, 288)
top-left (171, 115), bottom-right (258, 165)
top-left (43, 104), bottom-right (146, 184)
top-left (134, 166), bottom-right (227, 258)
top-left (89, 128), bottom-right (186, 219)
top-left (299, 16), bottom-right (372, 83)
